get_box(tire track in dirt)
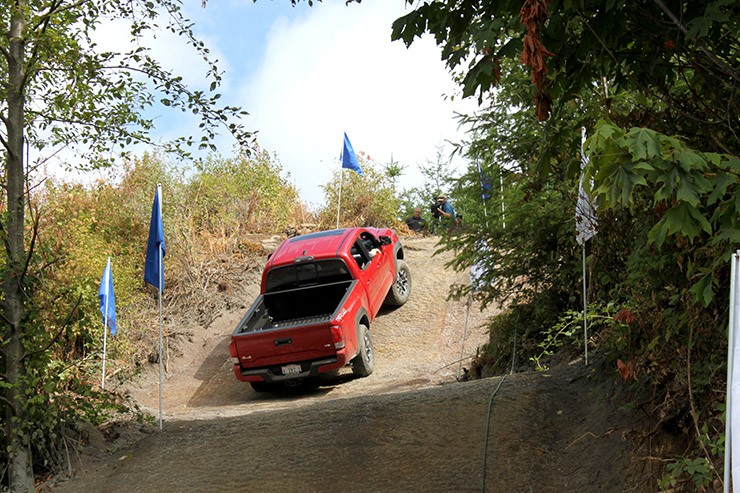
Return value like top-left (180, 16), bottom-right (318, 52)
top-left (48, 235), bottom-right (646, 492)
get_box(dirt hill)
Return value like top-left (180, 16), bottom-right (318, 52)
top-left (47, 235), bottom-right (653, 492)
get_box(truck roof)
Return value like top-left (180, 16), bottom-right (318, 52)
top-left (265, 227), bottom-right (390, 271)
top-left (266, 228), bottom-right (354, 269)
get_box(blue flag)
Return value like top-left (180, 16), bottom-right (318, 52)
top-left (144, 185), bottom-right (166, 292)
top-left (98, 257), bottom-right (117, 336)
top-left (341, 133), bottom-right (363, 176)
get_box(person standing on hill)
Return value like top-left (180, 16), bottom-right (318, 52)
top-left (435, 195), bottom-right (455, 222)
top-left (405, 207), bottom-right (427, 233)
top-left (429, 194), bottom-right (455, 234)
top-left (450, 213), bottom-right (465, 234)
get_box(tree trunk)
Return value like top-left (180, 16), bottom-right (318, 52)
top-left (3, 1), bottom-right (34, 491)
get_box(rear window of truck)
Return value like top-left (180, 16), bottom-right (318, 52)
top-left (265, 259), bottom-right (352, 293)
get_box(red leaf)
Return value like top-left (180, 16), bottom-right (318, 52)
top-left (616, 359), bottom-right (637, 382)
top-left (614, 308), bottom-right (636, 325)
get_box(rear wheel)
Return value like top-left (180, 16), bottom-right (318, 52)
top-left (249, 381), bottom-right (274, 393)
top-left (351, 324), bottom-right (374, 377)
top-left (384, 259), bottom-right (411, 307)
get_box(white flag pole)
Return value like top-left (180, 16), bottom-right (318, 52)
top-left (158, 242), bottom-right (163, 431)
top-left (582, 243), bottom-right (589, 366)
top-left (101, 256), bottom-right (110, 389)
top-left (336, 168), bottom-right (344, 229)
top-left (157, 184), bottom-right (164, 431)
top-left (481, 189), bottom-right (489, 225)
top-left (500, 167), bottom-right (505, 231)
top-left (476, 160), bottom-right (489, 225)
top-left (101, 318), bottom-right (108, 389)
top-left (726, 251), bottom-right (740, 491)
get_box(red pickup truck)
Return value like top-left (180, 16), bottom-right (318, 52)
top-left (228, 227), bottom-right (411, 391)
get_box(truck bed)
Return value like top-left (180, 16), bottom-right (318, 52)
top-left (235, 280), bottom-right (354, 334)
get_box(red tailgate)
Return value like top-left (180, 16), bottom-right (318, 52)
top-left (233, 323), bottom-right (336, 368)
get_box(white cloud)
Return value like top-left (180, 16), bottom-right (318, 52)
top-left (41, 9), bottom-right (234, 184)
top-left (44, 0), bottom-right (479, 207)
top-left (85, 8), bottom-right (240, 153)
top-left (237, 0), bottom-right (475, 206)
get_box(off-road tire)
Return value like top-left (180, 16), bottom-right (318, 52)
top-left (384, 259), bottom-right (411, 307)
top-left (249, 381), bottom-right (274, 393)
top-left (351, 324), bottom-right (374, 377)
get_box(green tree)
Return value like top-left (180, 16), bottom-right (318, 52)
top-left (393, 0), bottom-right (738, 482)
top-left (392, 0), bottom-right (739, 338)
top-left (382, 154), bottom-right (406, 194)
top-left (320, 155), bottom-right (401, 229)
top-left (0, 0), bottom-right (252, 489)
top-left (392, 0), bottom-right (738, 149)
top-left (186, 148), bottom-right (300, 241)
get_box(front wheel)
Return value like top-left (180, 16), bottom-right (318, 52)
top-left (384, 259), bottom-right (411, 307)
top-left (351, 324), bottom-right (374, 377)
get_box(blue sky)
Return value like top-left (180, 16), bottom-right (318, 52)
top-left (88, 0), bottom-right (478, 207)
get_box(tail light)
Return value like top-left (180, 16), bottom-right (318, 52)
top-left (330, 325), bottom-right (345, 350)
top-left (228, 341), bottom-right (239, 365)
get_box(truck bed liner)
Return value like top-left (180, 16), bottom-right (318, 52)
top-left (269, 314), bottom-right (331, 329)
top-left (236, 280), bottom-right (354, 334)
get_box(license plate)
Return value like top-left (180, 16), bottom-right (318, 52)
top-left (281, 364), bottom-right (302, 375)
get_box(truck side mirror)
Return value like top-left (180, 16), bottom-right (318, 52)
top-left (379, 235), bottom-right (392, 246)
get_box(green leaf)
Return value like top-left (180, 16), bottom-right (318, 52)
top-left (496, 38), bottom-right (522, 58)
top-left (662, 204), bottom-right (692, 236)
top-left (649, 202), bottom-right (711, 248)
top-left (648, 220), bottom-right (669, 249)
top-left (687, 205), bottom-right (712, 235)
top-left (624, 127), bottom-right (660, 161)
top-left (461, 56), bottom-right (496, 99)
top-left (690, 274), bottom-right (715, 307)
top-left (676, 176), bottom-right (701, 207)
top-left (672, 147), bottom-right (707, 173)
top-left (391, 9), bottom-right (427, 46)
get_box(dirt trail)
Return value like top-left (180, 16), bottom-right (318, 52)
top-left (48, 236), bottom-right (645, 492)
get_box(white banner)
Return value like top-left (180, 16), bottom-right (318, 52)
top-left (576, 127), bottom-right (598, 246)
